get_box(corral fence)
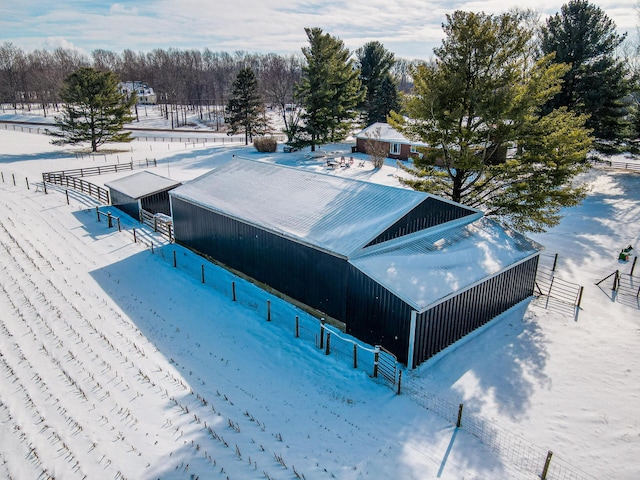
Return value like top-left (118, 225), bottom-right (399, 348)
top-left (596, 257), bottom-right (640, 299)
top-left (139, 208), bottom-right (173, 242)
top-left (41, 160), bottom-right (158, 206)
top-left (535, 253), bottom-right (584, 307)
top-left (589, 156), bottom-right (640, 172)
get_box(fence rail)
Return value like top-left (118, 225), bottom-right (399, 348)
top-left (535, 266), bottom-right (583, 307)
top-left (42, 173), bottom-right (109, 204)
top-left (590, 157), bottom-right (640, 172)
top-left (140, 209), bottom-right (173, 242)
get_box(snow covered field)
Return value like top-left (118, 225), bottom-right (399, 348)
top-left (0, 113), bottom-right (639, 479)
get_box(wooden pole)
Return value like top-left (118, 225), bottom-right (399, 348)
top-left (173, 250), bottom-right (177, 267)
top-left (65, 190), bottom-right (69, 205)
top-left (295, 316), bottom-right (299, 338)
top-left (267, 300), bottom-right (271, 322)
top-left (107, 212), bottom-right (112, 228)
top-left (353, 344), bottom-right (358, 369)
top-left (319, 319), bottom-right (325, 350)
top-left (96, 207), bottom-right (100, 222)
top-left (201, 264), bottom-right (205, 283)
top-left (151, 242), bottom-right (154, 254)
top-left (373, 348), bottom-right (379, 378)
top-left (325, 332), bottom-right (331, 355)
top-left (25, 177), bottom-right (29, 190)
top-left (396, 370), bottom-right (402, 395)
top-left (12, 173), bottom-right (16, 186)
top-left (576, 286), bottom-right (584, 308)
top-left (117, 218), bottom-right (121, 232)
top-left (133, 228), bottom-right (137, 243)
top-left (552, 253), bottom-right (558, 272)
top-left (541, 451), bottom-right (553, 480)
top-left (630, 256), bottom-right (638, 276)
top-left (1, 171), bottom-right (4, 182)
top-left (232, 281), bottom-right (236, 301)
top-left (456, 403), bottom-right (463, 428)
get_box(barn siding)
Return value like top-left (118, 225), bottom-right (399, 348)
top-left (171, 197), bottom-right (348, 321)
top-left (109, 190), bottom-right (140, 220)
top-left (345, 265), bottom-right (412, 365)
top-left (140, 190), bottom-right (172, 215)
top-left (411, 255), bottom-right (539, 368)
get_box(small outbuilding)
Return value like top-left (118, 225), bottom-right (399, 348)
top-left (355, 122), bottom-right (428, 161)
top-left (105, 171), bottom-right (181, 221)
top-left (169, 158), bottom-right (541, 368)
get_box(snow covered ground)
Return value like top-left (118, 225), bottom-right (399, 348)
top-left (0, 110), bottom-right (639, 479)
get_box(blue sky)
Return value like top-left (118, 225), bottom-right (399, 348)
top-left (1, 1), bottom-right (637, 60)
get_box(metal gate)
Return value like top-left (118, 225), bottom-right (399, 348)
top-left (374, 346), bottom-right (398, 386)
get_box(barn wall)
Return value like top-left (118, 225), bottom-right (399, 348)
top-left (346, 265), bottom-right (413, 365)
top-left (109, 189), bottom-right (140, 220)
top-left (411, 255), bottom-right (539, 368)
top-left (140, 190), bottom-right (173, 215)
top-left (171, 197), bottom-right (348, 321)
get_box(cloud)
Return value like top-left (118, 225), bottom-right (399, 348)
top-left (110, 3), bottom-right (139, 15)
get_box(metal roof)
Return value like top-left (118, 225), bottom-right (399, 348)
top-left (105, 171), bottom-right (181, 199)
top-left (355, 122), bottom-right (427, 146)
top-left (169, 157), bottom-right (455, 257)
top-left (350, 217), bottom-right (542, 312)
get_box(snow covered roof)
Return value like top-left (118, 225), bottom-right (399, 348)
top-left (169, 157), bottom-right (458, 257)
top-left (350, 217), bottom-right (542, 312)
top-left (355, 122), bottom-right (427, 146)
top-left (105, 171), bottom-right (181, 199)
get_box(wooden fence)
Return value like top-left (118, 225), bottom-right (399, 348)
top-left (44, 159), bottom-right (156, 179)
top-left (42, 173), bottom-right (110, 205)
top-left (140, 209), bottom-right (173, 242)
top-left (590, 158), bottom-right (640, 172)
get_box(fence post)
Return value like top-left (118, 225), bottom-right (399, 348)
top-left (232, 281), bottom-right (236, 301)
top-left (325, 332), bottom-right (331, 355)
top-left (1, 171), bottom-right (4, 182)
top-left (353, 344), bottom-right (358, 369)
top-left (541, 451), bottom-right (553, 480)
top-left (151, 242), bottom-right (154, 254)
top-left (96, 207), bottom-right (100, 222)
top-left (373, 348), bottom-right (379, 378)
top-left (295, 316), bottom-right (299, 338)
top-left (397, 370), bottom-right (402, 395)
top-left (630, 256), bottom-right (637, 276)
top-left (576, 286), bottom-right (584, 308)
top-left (319, 319), bottom-right (325, 350)
top-left (117, 218), bottom-right (121, 232)
top-left (201, 264), bottom-right (205, 283)
top-left (267, 300), bottom-right (271, 321)
top-left (12, 173), bottom-right (16, 186)
top-left (173, 250), bottom-right (177, 267)
top-left (457, 403), bottom-right (464, 428)
top-left (552, 253), bottom-right (558, 272)
top-left (25, 177), bottom-right (29, 190)
top-left (133, 228), bottom-right (137, 243)
top-left (613, 270), bottom-right (620, 291)
top-left (107, 212), bottom-right (112, 228)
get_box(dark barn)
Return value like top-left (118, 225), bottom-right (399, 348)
top-left (169, 159), bottom-right (541, 368)
top-left (106, 171), bottom-right (181, 220)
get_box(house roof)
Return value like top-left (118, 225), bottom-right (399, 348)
top-left (105, 171), bottom-right (181, 199)
top-left (169, 157), bottom-right (462, 257)
top-left (355, 122), bottom-right (427, 146)
top-left (350, 217), bottom-right (542, 312)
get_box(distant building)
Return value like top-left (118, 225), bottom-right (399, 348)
top-left (355, 122), bottom-right (427, 161)
top-left (119, 81), bottom-right (157, 105)
top-left (169, 158), bottom-right (541, 368)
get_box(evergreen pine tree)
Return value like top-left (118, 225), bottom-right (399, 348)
top-left (49, 67), bottom-right (135, 152)
top-left (294, 27), bottom-right (363, 151)
top-left (356, 41), bottom-right (400, 125)
top-left (541, 0), bottom-right (630, 147)
top-left (392, 10), bottom-right (593, 233)
top-left (225, 67), bottom-right (267, 145)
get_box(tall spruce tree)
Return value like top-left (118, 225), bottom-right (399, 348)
top-left (225, 67), bottom-right (267, 145)
top-left (50, 67), bottom-right (135, 152)
top-left (391, 10), bottom-right (593, 233)
top-left (294, 27), bottom-right (363, 151)
top-left (541, 0), bottom-right (629, 146)
top-left (356, 41), bottom-right (400, 125)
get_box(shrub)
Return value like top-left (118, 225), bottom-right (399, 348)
top-left (253, 137), bottom-right (278, 153)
